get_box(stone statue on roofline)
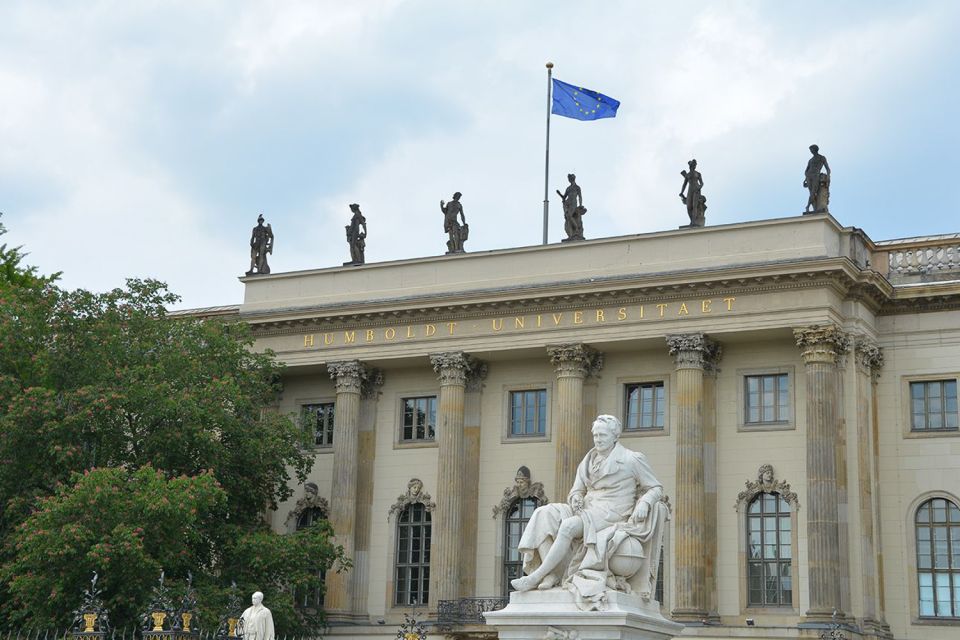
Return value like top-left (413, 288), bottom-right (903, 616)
top-left (247, 214), bottom-right (274, 276)
top-left (440, 192), bottom-right (468, 254)
top-left (344, 203), bottom-right (367, 265)
top-left (679, 159), bottom-right (706, 227)
top-left (557, 173), bottom-right (586, 241)
top-left (509, 414), bottom-right (669, 611)
top-left (803, 144), bottom-right (831, 214)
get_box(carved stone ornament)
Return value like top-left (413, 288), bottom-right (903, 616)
top-left (285, 482), bottom-right (330, 526)
top-left (854, 336), bottom-right (884, 376)
top-left (429, 352), bottom-right (487, 389)
top-left (735, 464), bottom-right (800, 512)
top-left (388, 478), bottom-right (436, 521)
top-left (492, 466), bottom-right (549, 518)
top-left (793, 324), bottom-right (850, 365)
top-left (544, 627), bottom-right (580, 640)
top-left (327, 360), bottom-right (383, 397)
top-left (546, 343), bottom-right (604, 378)
top-left (665, 333), bottom-right (722, 371)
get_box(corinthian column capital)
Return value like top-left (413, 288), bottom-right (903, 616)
top-left (328, 360), bottom-right (366, 394)
top-left (793, 324), bottom-right (850, 365)
top-left (853, 335), bottom-right (884, 379)
top-left (546, 343), bottom-right (604, 379)
top-left (666, 333), bottom-right (722, 370)
top-left (429, 352), bottom-right (487, 388)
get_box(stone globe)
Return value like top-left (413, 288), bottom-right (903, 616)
top-left (607, 536), bottom-right (645, 579)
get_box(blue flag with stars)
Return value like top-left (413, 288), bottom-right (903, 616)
top-left (551, 78), bottom-right (620, 121)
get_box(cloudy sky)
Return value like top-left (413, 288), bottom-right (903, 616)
top-left (2, 1), bottom-right (958, 309)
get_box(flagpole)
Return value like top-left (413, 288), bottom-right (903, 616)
top-left (542, 61), bottom-right (553, 245)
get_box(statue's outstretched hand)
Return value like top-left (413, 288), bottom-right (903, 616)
top-left (629, 501), bottom-right (650, 524)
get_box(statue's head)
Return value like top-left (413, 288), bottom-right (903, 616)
top-left (758, 464), bottom-right (774, 484)
top-left (408, 478), bottom-right (423, 496)
top-left (251, 591), bottom-right (263, 606)
top-left (591, 415), bottom-right (622, 453)
top-left (257, 214), bottom-right (265, 224)
top-left (304, 482), bottom-right (318, 497)
top-left (453, 192), bottom-right (462, 200)
top-left (515, 466), bottom-right (531, 491)
top-left (567, 173), bottom-right (576, 183)
top-left (688, 159), bottom-right (697, 169)
top-left (349, 203), bottom-right (360, 213)
top-left (809, 144), bottom-right (819, 154)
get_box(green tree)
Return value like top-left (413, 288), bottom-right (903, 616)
top-left (0, 239), bottom-right (344, 632)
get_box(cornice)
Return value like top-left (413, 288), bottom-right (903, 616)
top-left (244, 260), bottom-right (888, 338)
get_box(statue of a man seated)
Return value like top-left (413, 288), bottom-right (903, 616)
top-left (511, 415), bottom-right (669, 609)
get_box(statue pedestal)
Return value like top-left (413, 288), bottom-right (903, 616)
top-left (484, 589), bottom-right (683, 640)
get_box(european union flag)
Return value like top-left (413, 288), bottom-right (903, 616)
top-left (551, 78), bottom-right (620, 121)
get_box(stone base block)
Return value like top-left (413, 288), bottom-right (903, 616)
top-left (483, 590), bottom-right (683, 640)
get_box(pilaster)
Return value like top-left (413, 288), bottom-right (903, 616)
top-left (546, 343), bottom-right (604, 499)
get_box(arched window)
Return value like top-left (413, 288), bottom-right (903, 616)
top-left (503, 497), bottom-right (540, 595)
top-left (395, 502), bottom-right (432, 605)
top-left (915, 497), bottom-right (960, 618)
top-left (746, 492), bottom-right (792, 607)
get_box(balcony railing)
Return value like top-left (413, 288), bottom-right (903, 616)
top-left (436, 597), bottom-right (508, 627)
top-left (877, 234), bottom-right (960, 284)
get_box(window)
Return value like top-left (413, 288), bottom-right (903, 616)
top-left (503, 497), bottom-right (540, 595)
top-left (625, 382), bottom-right (665, 430)
top-left (910, 380), bottom-right (959, 431)
top-left (401, 396), bottom-right (437, 442)
top-left (395, 503), bottom-right (432, 605)
top-left (915, 497), bottom-right (960, 618)
top-left (302, 402), bottom-right (335, 447)
top-left (745, 374), bottom-right (790, 424)
top-left (747, 493), bottom-right (792, 607)
top-left (509, 389), bottom-right (547, 437)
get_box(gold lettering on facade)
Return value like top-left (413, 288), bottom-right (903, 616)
top-left (366, 329), bottom-right (375, 343)
top-left (426, 324), bottom-right (436, 336)
top-left (573, 311), bottom-right (583, 324)
top-left (492, 318), bottom-right (504, 331)
top-left (657, 303), bottom-right (667, 317)
top-left (405, 326), bottom-right (415, 339)
top-left (552, 313), bottom-right (563, 325)
top-left (304, 334), bottom-right (315, 347)
top-left (678, 303), bottom-right (689, 316)
top-left (724, 296), bottom-right (736, 310)
top-left (537, 314), bottom-right (542, 327)
top-left (639, 305), bottom-right (644, 319)
top-left (618, 307), bottom-right (627, 320)
top-left (596, 309), bottom-right (605, 322)
top-left (515, 317), bottom-right (525, 329)
top-left (385, 328), bottom-right (396, 340)
top-left (344, 330), bottom-right (356, 344)
top-left (702, 299), bottom-right (712, 314)
top-left (447, 322), bottom-right (457, 334)
top-left (324, 333), bottom-right (334, 345)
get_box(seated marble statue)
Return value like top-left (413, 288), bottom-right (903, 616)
top-left (511, 414), bottom-right (669, 609)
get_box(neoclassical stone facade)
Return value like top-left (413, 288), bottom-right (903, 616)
top-left (215, 214), bottom-right (960, 639)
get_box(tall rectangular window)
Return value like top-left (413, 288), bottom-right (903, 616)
top-left (625, 382), bottom-right (665, 430)
top-left (401, 396), bottom-right (437, 442)
top-left (745, 374), bottom-right (790, 424)
top-left (509, 389), bottom-right (547, 437)
top-left (301, 402), bottom-right (335, 448)
top-left (910, 380), bottom-right (959, 431)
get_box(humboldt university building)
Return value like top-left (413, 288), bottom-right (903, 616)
top-left (214, 213), bottom-right (959, 639)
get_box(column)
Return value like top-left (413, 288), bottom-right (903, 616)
top-left (854, 337), bottom-right (888, 634)
top-left (428, 352), bottom-right (485, 605)
top-left (325, 360), bottom-right (368, 620)
top-left (667, 333), bottom-right (721, 622)
top-left (794, 324), bottom-right (849, 623)
top-left (546, 344), bottom-right (603, 499)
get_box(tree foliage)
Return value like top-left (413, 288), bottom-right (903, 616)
top-left (0, 232), bottom-right (343, 633)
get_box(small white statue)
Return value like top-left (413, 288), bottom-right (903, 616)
top-left (240, 592), bottom-right (275, 640)
top-left (511, 415), bottom-right (669, 609)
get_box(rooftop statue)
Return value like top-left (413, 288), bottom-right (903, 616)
top-left (804, 144), bottom-right (831, 214)
top-left (440, 192), bottom-right (468, 254)
top-left (344, 203), bottom-right (367, 265)
top-left (679, 159), bottom-right (706, 227)
top-left (557, 173), bottom-right (586, 241)
top-left (510, 415), bottom-right (669, 610)
top-left (246, 214), bottom-right (274, 276)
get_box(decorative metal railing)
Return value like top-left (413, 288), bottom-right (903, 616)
top-left (0, 630), bottom-right (310, 640)
top-left (436, 597), bottom-right (508, 626)
top-left (882, 236), bottom-right (960, 283)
